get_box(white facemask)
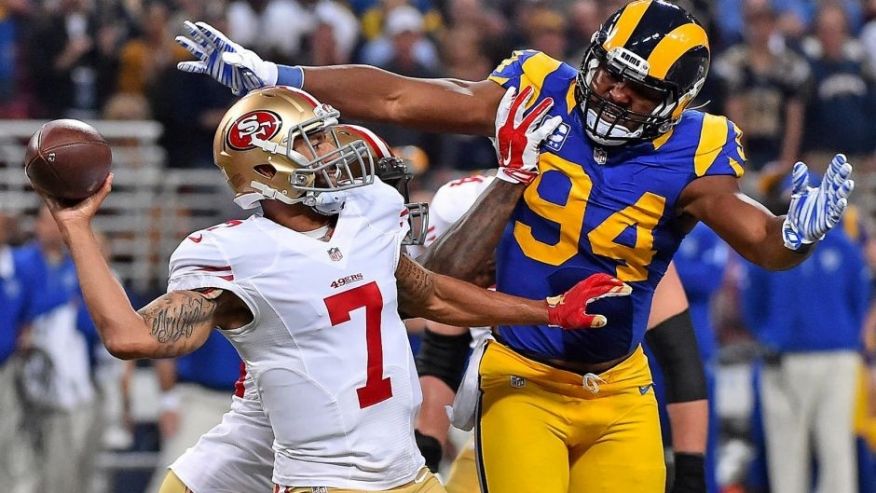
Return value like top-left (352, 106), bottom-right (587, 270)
top-left (584, 108), bottom-right (643, 146)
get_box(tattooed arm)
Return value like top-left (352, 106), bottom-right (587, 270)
top-left (396, 253), bottom-right (548, 327)
top-left (57, 212), bottom-right (250, 359)
top-left (419, 179), bottom-right (521, 286)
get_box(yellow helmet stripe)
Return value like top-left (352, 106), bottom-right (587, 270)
top-left (646, 23), bottom-right (709, 79)
top-left (603, 0), bottom-right (652, 51)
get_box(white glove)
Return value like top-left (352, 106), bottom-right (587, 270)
top-left (781, 154), bottom-right (854, 250)
top-left (494, 86), bottom-right (562, 185)
top-left (176, 21), bottom-right (277, 96)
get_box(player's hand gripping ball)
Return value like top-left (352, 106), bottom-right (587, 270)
top-left (24, 119), bottom-right (112, 203)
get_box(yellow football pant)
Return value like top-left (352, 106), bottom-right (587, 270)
top-left (158, 471), bottom-right (191, 493)
top-left (279, 468), bottom-right (445, 493)
top-left (475, 342), bottom-right (665, 493)
top-left (445, 439), bottom-right (479, 493)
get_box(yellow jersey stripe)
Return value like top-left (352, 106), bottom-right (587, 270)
top-left (518, 52), bottom-right (563, 109)
top-left (603, 0), bottom-right (651, 51)
top-left (694, 114), bottom-right (729, 177)
top-left (566, 82), bottom-right (577, 114)
top-left (652, 126), bottom-right (675, 150)
top-left (646, 23), bottom-right (709, 79)
top-left (732, 122), bottom-right (747, 161)
top-left (728, 157), bottom-right (744, 178)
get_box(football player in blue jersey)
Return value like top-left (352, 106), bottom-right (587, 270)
top-left (177, 1), bottom-right (855, 492)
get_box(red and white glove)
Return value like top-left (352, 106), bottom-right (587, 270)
top-left (495, 86), bottom-right (563, 185)
top-left (546, 273), bottom-right (632, 329)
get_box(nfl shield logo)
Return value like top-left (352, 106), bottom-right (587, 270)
top-left (510, 376), bottom-right (526, 388)
top-left (593, 147), bottom-right (607, 165)
top-left (327, 247), bottom-right (343, 261)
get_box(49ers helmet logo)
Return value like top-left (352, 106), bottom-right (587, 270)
top-left (227, 110), bottom-right (282, 150)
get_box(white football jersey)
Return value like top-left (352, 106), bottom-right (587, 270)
top-left (171, 370), bottom-right (275, 493)
top-left (426, 175), bottom-right (495, 342)
top-left (424, 174), bottom-right (495, 247)
top-left (167, 179), bottom-right (424, 490)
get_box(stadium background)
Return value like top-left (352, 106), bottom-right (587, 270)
top-left (1, 0), bottom-right (876, 492)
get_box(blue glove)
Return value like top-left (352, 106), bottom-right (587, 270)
top-left (175, 21), bottom-right (278, 96)
top-left (781, 154), bottom-right (854, 250)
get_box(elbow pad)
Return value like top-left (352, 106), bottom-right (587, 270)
top-left (645, 310), bottom-right (707, 403)
top-left (415, 327), bottom-right (472, 391)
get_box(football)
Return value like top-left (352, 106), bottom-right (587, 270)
top-left (24, 119), bottom-right (112, 202)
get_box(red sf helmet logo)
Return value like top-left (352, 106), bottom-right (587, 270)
top-left (227, 110), bottom-right (282, 150)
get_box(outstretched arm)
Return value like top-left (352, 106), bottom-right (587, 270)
top-left (396, 254), bottom-right (547, 327)
top-left (174, 21), bottom-right (503, 135)
top-left (396, 254), bottom-right (630, 329)
top-left (44, 177), bottom-right (248, 359)
top-left (302, 67), bottom-right (503, 136)
top-left (681, 155), bottom-right (853, 271)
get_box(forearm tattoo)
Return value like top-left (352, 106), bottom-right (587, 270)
top-left (138, 292), bottom-right (217, 351)
top-left (421, 180), bottom-right (522, 285)
top-left (396, 253), bottom-right (435, 312)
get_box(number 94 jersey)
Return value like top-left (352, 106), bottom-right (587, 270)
top-left (166, 179), bottom-right (424, 490)
top-left (490, 50), bottom-right (746, 364)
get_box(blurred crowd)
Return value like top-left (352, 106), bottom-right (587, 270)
top-left (2, 0), bottom-right (876, 492)
top-left (0, 0), bottom-right (873, 175)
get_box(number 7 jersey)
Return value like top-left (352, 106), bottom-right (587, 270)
top-left (490, 50), bottom-right (746, 364)
top-left (166, 180), bottom-right (424, 490)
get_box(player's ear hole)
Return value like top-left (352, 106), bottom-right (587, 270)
top-left (255, 164), bottom-right (277, 178)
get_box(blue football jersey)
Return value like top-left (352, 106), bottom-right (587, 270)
top-left (490, 50), bottom-right (745, 363)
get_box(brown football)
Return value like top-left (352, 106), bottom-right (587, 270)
top-left (24, 119), bottom-right (112, 201)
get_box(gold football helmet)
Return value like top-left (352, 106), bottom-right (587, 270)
top-left (213, 87), bottom-right (375, 210)
top-left (334, 124), bottom-right (430, 246)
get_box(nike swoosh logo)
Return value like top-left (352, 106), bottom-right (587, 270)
top-left (639, 385), bottom-right (652, 395)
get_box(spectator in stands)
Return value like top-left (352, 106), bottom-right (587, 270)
top-left (309, 2), bottom-right (360, 65)
top-left (226, 0), bottom-right (311, 64)
top-left (566, 0), bottom-right (602, 63)
top-left (861, 0), bottom-right (876, 73)
top-left (0, 0), bottom-right (31, 118)
top-left (358, 0), bottom-right (442, 42)
top-left (714, 0), bottom-right (810, 175)
top-left (361, 4), bottom-right (440, 72)
top-left (523, 7), bottom-right (566, 61)
top-left (27, 0), bottom-right (115, 118)
top-left (152, 15), bottom-right (236, 168)
top-left (117, 2), bottom-right (189, 96)
top-left (0, 212), bottom-right (35, 493)
top-left (15, 206), bottom-right (96, 492)
top-left (800, 4), bottom-right (876, 175)
top-left (772, 0), bottom-right (863, 40)
top-left (145, 332), bottom-right (243, 493)
top-left (359, 5), bottom-right (443, 164)
top-left (740, 176), bottom-right (871, 493)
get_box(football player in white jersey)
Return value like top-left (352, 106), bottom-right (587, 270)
top-left (162, 124), bottom-right (414, 493)
top-left (41, 86), bottom-right (632, 492)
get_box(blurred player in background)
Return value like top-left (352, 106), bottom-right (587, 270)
top-left (40, 86), bottom-right (627, 492)
top-left (0, 212), bottom-right (37, 493)
top-left (15, 206), bottom-right (97, 492)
